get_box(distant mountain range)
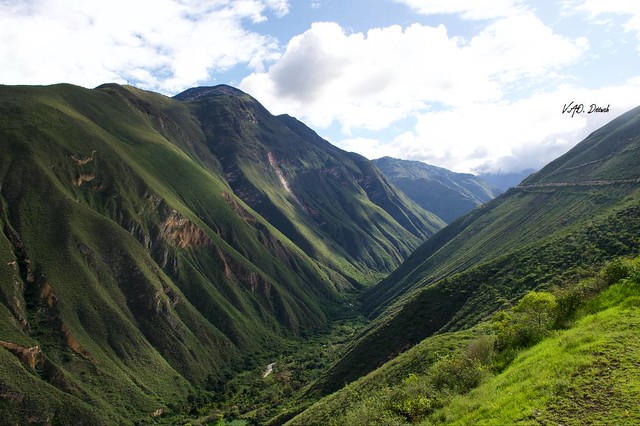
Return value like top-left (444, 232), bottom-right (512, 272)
top-left (373, 157), bottom-right (502, 223)
top-left (478, 168), bottom-right (536, 191)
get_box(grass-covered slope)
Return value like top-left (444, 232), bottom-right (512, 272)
top-left (310, 105), bottom-right (640, 395)
top-left (373, 157), bottom-right (502, 223)
top-left (291, 256), bottom-right (640, 425)
top-left (439, 293), bottom-right (640, 425)
top-left (0, 83), bottom-right (441, 423)
top-left (522, 105), bottom-right (640, 184)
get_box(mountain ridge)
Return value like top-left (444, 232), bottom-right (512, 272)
top-left (2, 82), bottom-right (638, 424)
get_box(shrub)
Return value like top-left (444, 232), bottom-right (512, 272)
top-left (465, 335), bottom-right (495, 365)
top-left (492, 291), bottom-right (559, 351)
top-left (390, 395), bottom-right (433, 422)
top-left (431, 355), bottom-right (487, 394)
top-left (601, 259), bottom-right (631, 285)
top-left (514, 291), bottom-right (557, 327)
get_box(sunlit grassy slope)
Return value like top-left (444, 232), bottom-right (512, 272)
top-left (436, 261), bottom-right (640, 425)
top-left (289, 256), bottom-right (640, 426)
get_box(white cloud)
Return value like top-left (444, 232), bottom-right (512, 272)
top-left (241, 15), bottom-right (587, 133)
top-left (337, 137), bottom-right (393, 160)
top-left (338, 80), bottom-right (640, 173)
top-left (392, 0), bottom-right (525, 20)
top-left (0, 0), bottom-right (288, 93)
top-left (265, 0), bottom-right (290, 17)
top-left (572, 0), bottom-right (640, 49)
top-left (467, 14), bottom-right (589, 84)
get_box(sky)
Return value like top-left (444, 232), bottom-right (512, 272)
top-left (2, 0), bottom-right (640, 174)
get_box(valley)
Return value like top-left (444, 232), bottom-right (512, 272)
top-left (0, 83), bottom-right (639, 425)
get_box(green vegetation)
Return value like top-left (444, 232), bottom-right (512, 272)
top-left (1, 83), bottom-right (639, 425)
top-left (178, 85), bottom-right (444, 286)
top-left (315, 106), bottom-right (640, 392)
top-left (315, 188), bottom-right (640, 394)
top-left (154, 317), bottom-right (367, 425)
top-left (292, 256), bottom-right (640, 425)
top-left (438, 257), bottom-right (640, 425)
top-left (0, 83), bottom-right (441, 423)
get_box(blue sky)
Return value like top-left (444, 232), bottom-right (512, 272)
top-left (2, 0), bottom-right (639, 173)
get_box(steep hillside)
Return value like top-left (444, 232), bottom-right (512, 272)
top-left (310, 105), bottom-right (640, 395)
top-left (290, 256), bottom-right (640, 425)
top-left (373, 157), bottom-right (502, 223)
top-left (0, 83), bottom-right (441, 423)
top-left (173, 86), bottom-right (444, 284)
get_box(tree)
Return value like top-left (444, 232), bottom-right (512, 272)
top-left (514, 291), bottom-right (557, 327)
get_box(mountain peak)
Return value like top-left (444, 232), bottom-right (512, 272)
top-left (173, 84), bottom-right (247, 102)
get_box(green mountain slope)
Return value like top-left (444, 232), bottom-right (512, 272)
top-left (373, 157), bottom-right (502, 223)
top-left (438, 283), bottom-right (640, 425)
top-left (0, 83), bottom-right (441, 423)
top-left (310, 105), bottom-right (640, 396)
top-left (289, 256), bottom-right (640, 425)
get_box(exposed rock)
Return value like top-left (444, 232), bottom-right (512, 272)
top-left (217, 249), bottom-right (272, 297)
top-left (150, 408), bottom-right (165, 418)
top-left (39, 280), bottom-right (57, 307)
top-left (262, 362), bottom-right (276, 378)
top-left (0, 340), bottom-right (43, 369)
top-left (70, 151), bottom-right (96, 165)
top-left (72, 174), bottom-right (96, 186)
top-left (221, 191), bottom-right (257, 225)
top-left (0, 340), bottom-right (79, 395)
top-left (161, 210), bottom-right (212, 249)
top-left (267, 152), bottom-right (297, 200)
top-left (61, 323), bottom-right (92, 360)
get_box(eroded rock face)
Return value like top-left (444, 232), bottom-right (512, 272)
top-left (72, 174), bottom-right (96, 186)
top-left (0, 341), bottom-right (43, 370)
top-left (161, 211), bottom-right (212, 249)
top-left (0, 340), bottom-right (75, 393)
top-left (2, 221), bottom-right (92, 361)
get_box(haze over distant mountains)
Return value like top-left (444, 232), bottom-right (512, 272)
top-left (478, 168), bottom-right (537, 191)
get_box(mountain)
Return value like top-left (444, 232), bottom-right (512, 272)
top-left (0, 83), bottom-right (442, 423)
top-left (308, 105), bottom-right (640, 397)
top-left (171, 86), bottom-right (444, 285)
top-left (372, 157), bottom-right (502, 223)
top-left (479, 168), bottom-right (536, 191)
